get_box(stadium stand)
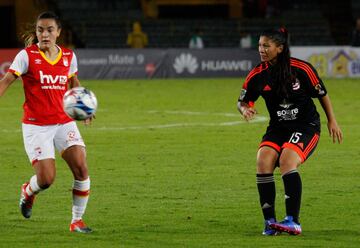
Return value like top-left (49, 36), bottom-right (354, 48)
top-left (26, 0), bottom-right (354, 48)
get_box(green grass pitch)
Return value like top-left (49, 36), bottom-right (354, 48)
top-left (0, 78), bottom-right (359, 247)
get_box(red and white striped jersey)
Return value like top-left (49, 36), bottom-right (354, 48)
top-left (9, 44), bottom-right (77, 125)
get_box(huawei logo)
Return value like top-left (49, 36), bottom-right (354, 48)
top-left (173, 53), bottom-right (198, 74)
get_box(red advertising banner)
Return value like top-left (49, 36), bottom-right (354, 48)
top-left (0, 49), bottom-right (20, 77)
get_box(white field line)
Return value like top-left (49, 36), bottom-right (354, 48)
top-left (147, 110), bottom-right (240, 117)
top-left (95, 116), bottom-right (267, 131)
top-left (0, 111), bottom-right (268, 132)
top-left (0, 129), bottom-right (22, 133)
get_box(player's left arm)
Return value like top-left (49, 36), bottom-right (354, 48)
top-left (304, 61), bottom-right (343, 144)
top-left (68, 52), bottom-right (80, 89)
top-left (318, 95), bottom-right (343, 144)
top-left (68, 74), bottom-right (81, 89)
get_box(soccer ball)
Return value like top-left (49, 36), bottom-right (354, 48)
top-left (63, 87), bottom-right (98, 120)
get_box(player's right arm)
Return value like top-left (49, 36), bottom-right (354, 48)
top-left (1, 49), bottom-right (28, 97)
top-left (237, 66), bottom-right (262, 121)
top-left (0, 72), bottom-right (17, 97)
top-left (237, 101), bottom-right (257, 121)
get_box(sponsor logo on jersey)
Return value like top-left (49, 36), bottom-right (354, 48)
top-left (63, 52), bottom-right (71, 55)
top-left (35, 59), bottom-right (42, 65)
top-left (39, 70), bottom-right (67, 90)
top-left (277, 108), bottom-right (299, 120)
top-left (30, 50), bottom-right (40, 54)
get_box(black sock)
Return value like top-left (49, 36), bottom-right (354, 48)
top-left (256, 173), bottom-right (276, 221)
top-left (282, 170), bottom-right (302, 223)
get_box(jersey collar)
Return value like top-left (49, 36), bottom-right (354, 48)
top-left (36, 43), bottom-right (62, 65)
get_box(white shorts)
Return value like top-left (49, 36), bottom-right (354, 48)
top-left (22, 121), bottom-right (85, 164)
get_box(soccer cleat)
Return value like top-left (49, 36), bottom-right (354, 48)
top-left (269, 216), bottom-right (302, 235)
top-left (19, 182), bottom-right (35, 219)
top-left (262, 218), bottom-right (279, 236)
top-left (70, 219), bottom-right (93, 233)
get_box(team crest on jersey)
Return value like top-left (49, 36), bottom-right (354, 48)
top-left (292, 78), bottom-right (300, 90)
top-left (67, 131), bottom-right (80, 143)
top-left (63, 57), bottom-right (69, 67)
top-left (34, 147), bottom-right (42, 156)
top-left (35, 59), bottom-right (42, 64)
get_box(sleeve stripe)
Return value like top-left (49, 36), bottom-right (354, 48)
top-left (68, 72), bottom-right (77, 78)
top-left (244, 68), bottom-right (260, 87)
top-left (243, 63), bottom-right (268, 89)
top-left (291, 60), bottom-right (319, 86)
top-left (8, 69), bottom-right (21, 77)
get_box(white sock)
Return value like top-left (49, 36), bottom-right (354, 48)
top-left (71, 177), bottom-right (90, 223)
top-left (26, 175), bottom-right (42, 196)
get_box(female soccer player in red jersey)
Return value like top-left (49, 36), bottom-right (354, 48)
top-left (237, 28), bottom-right (343, 235)
top-left (0, 12), bottom-right (92, 233)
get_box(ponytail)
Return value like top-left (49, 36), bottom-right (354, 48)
top-left (21, 11), bottom-right (61, 47)
top-left (260, 27), bottom-right (294, 98)
top-left (21, 23), bottom-right (37, 47)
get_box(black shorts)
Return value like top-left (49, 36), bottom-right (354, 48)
top-left (259, 125), bottom-right (320, 163)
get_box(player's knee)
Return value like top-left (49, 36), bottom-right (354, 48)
top-left (38, 176), bottom-right (55, 189)
top-left (40, 183), bottom-right (51, 190)
top-left (74, 165), bottom-right (89, 181)
top-left (256, 158), bottom-right (275, 173)
top-left (279, 158), bottom-right (299, 175)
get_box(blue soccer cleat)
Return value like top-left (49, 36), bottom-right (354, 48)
top-left (262, 218), bottom-right (279, 236)
top-left (269, 216), bottom-right (302, 235)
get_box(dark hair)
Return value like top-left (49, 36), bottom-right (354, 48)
top-left (260, 27), bottom-right (294, 98)
top-left (22, 11), bottom-right (61, 47)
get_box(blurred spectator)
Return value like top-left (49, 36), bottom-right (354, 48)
top-left (141, 0), bottom-right (159, 18)
top-left (244, 0), bottom-right (282, 18)
top-left (239, 32), bottom-right (253, 48)
top-left (127, 21), bottom-right (148, 48)
top-left (189, 28), bottom-right (204, 49)
top-left (265, 0), bottom-right (281, 18)
top-left (351, 18), bottom-right (360, 47)
top-left (243, 0), bottom-right (257, 18)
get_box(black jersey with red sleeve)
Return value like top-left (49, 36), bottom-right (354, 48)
top-left (238, 57), bottom-right (327, 130)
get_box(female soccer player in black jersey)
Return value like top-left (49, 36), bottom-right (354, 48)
top-left (237, 28), bottom-right (343, 235)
